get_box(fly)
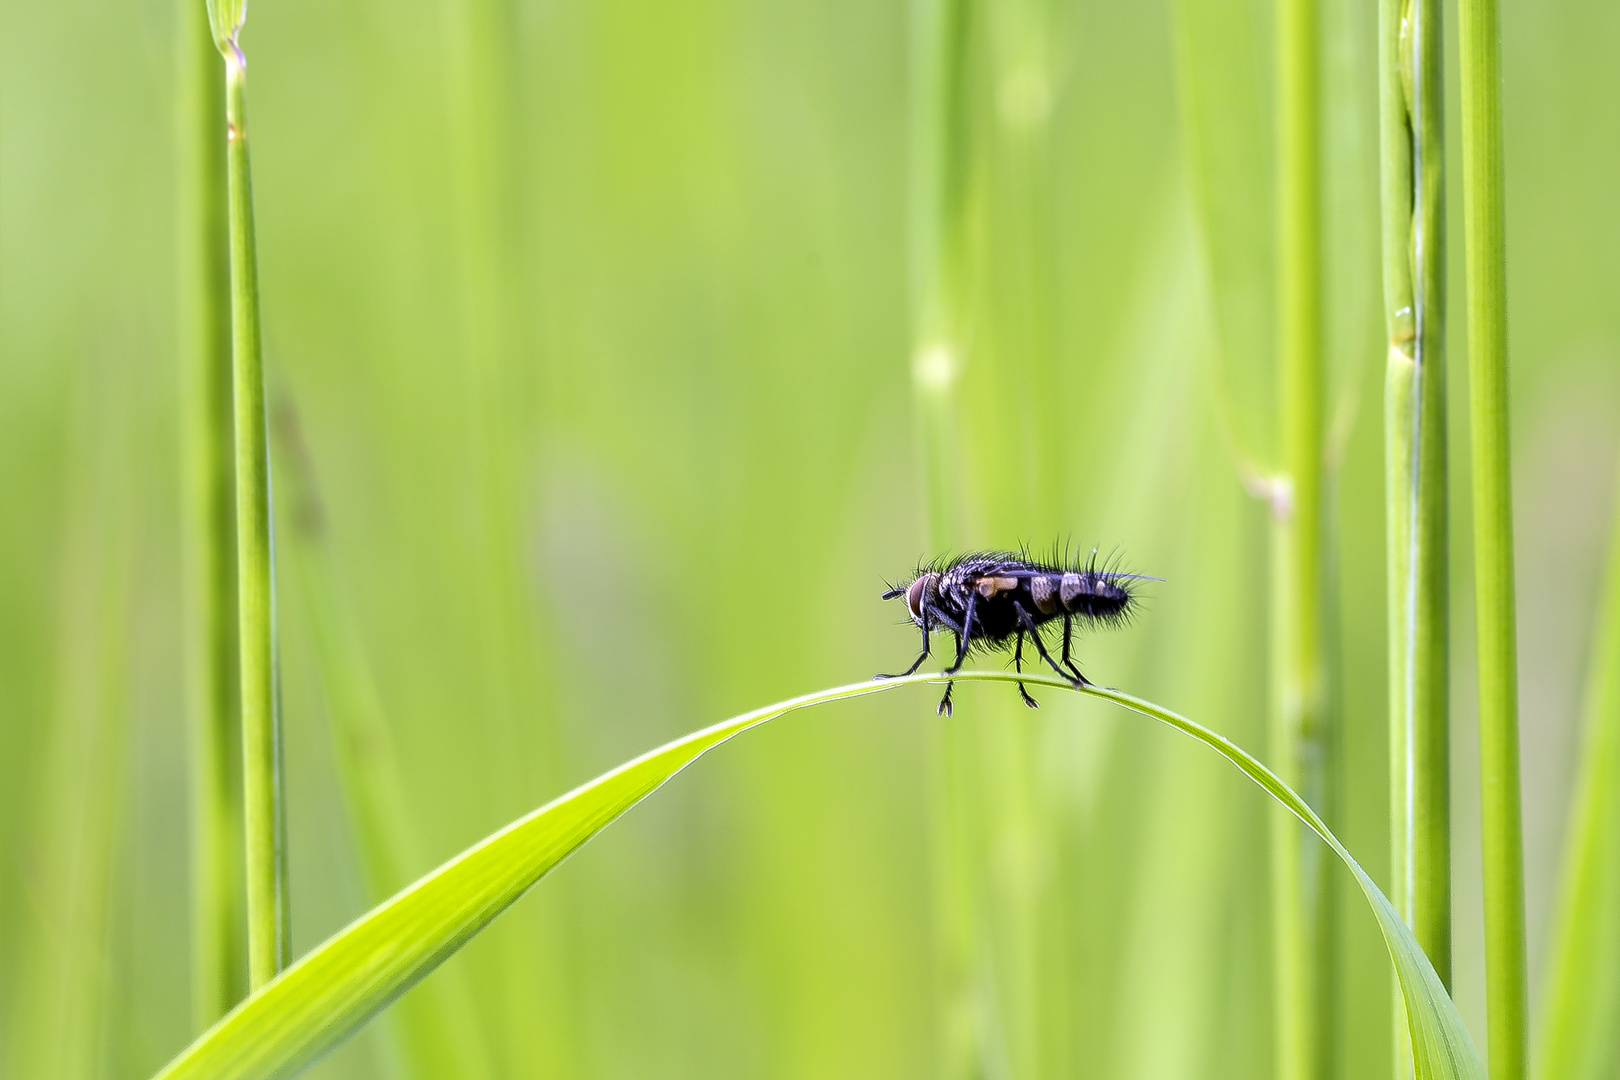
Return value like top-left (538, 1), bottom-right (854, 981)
top-left (876, 548), bottom-right (1155, 716)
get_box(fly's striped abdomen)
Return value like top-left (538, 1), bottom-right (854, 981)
top-left (1054, 570), bottom-right (1133, 619)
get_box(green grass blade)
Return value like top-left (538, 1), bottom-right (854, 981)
top-left (1089, 681), bottom-right (1480, 1080)
top-left (204, 0), bottom-right (245, 50)
top-left (1535, 461), bottom-right (1620, 1080)
top-left (150, 672), bottom-right (1482, 1080)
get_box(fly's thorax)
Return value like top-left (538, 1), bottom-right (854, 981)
top-left (941, 565), bottom-right (976, 597)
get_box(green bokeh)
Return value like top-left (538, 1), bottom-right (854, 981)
top-left (1, 0), bottom-right (1615, 1077)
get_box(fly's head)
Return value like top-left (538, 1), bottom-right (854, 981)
top-left (882, 571), bottom-right (943, 629)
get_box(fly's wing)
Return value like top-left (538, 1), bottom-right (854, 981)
top-left (981, 563), bottom-right (1160, 622)
top-left (964, 571), bottom-right (1025, 598)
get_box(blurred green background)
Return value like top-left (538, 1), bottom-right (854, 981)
top-left (1, 0), bottom-right (1616, 1077)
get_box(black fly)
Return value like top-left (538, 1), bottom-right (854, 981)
top-left (876, 548), bottom-right (1154, 716)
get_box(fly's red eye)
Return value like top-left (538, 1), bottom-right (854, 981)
top-left (906, 576), bottom-right (929, 620)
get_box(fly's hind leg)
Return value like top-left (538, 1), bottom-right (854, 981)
top-left (1060, 614), bottom-right (1092, 687)
top-left (1015, 603), bottom-right (1082, 688)
top-left (1013, 630), bottom-right (1039, 709)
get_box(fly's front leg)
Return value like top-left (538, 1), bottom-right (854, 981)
top-left (1013, 630), bottom-right (1039, 709)
top-left (937, 632), bottom-right (960, 716)
top-left (943, 594), bottom-right (978, 676)
top-left (939, 595), bottom-right (978, 716)
top-left (876, 610), bottom-right (932, 679)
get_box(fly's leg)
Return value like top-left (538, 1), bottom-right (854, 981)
top-left (1016, 603), bottom-right (1082, 688)
top-left (942, 593), bottom-right (978, 675)
top-left (1013, 630), bottom-right (1039, 708)
top-left (936, 630), bottom-right (961, 716)
top-left (939, 595), bottom-right (978, 716)
top-left (876, 610), bottom-right (932, 679)
top-left (1059, 613), bottom-right (1092, 686)
top-left (875, 645), bottom-right (930, 680)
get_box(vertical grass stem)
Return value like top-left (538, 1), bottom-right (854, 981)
top-left (1378, 1), bottom-right (1450, 1075)
top-left (1535, 458), bottom-right (1620, 1080)
top-left (222, 41), bottom-right (290, 991)
top-left (909, 1), bottom-right (980, 1076)
top-left (180, 0), bottom-right (244, 1026)
top-left (1273, 0), bottom-right (1329, 1075)
top-left (1456, 1), bottom-right (1526, 1075)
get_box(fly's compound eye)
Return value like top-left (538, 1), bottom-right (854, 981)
top-left (905, 573), bottom-right (937, 623)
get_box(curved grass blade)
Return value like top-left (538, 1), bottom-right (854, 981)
top-left (1087, 682), bottom-right (1482, 1080)
top-left (150, 672), bottom-right (1482, 1080)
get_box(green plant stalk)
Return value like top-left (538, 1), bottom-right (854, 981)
top-left (8, 387), bottom-right (138, 1080)
top-left (298, 539), bottom-right (493, 1078)
top-left (180, 0), bottom-right (245, 1029)
top-left (148, 671), bottom-right (1485, 1080)
top-left (441, 0), bottom-right (564, 1064)
top-left (273, 405), bottom-right (493, 1079)
top-left (1536, 457), bottom-right (1620, 1080)
top-left (910, 0), bottom-right (971, 551)
top-left (909, 1), bottom-right (980, 1077)
top-left (222, 44), bottom-right (289, 991)
top-left (1379, 0), bottom-right (1450, 1074)
top-left (1273, 0), bottom-right (1329, 1075)
top-left (980, 5), bottom-right (1062, 1074)
top-left (440, 0), bottom-right (572, 1067)
top-left (1456, 2), bottom-right (1526, 1076)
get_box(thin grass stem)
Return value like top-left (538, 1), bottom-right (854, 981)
top-left (180, 0), bottom-right (245, 1028)
top-left (1378, 0), bottom-right (1450, 1073)
top-left (1456, 1), bottom-right (1526, 1074)
top-left (910, 0), bottom-right (972, 551)
top-left (1273, 0), bottom-right (1330, 1075)
top-left (273, 403), bottom-right (493, 1079)
top-left (909, 1), bottom-right (981, 1075)
top-left (217, 31), bottom-right (289, 989)
top-left (1535, 454), bottom-right (1620, 1080)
